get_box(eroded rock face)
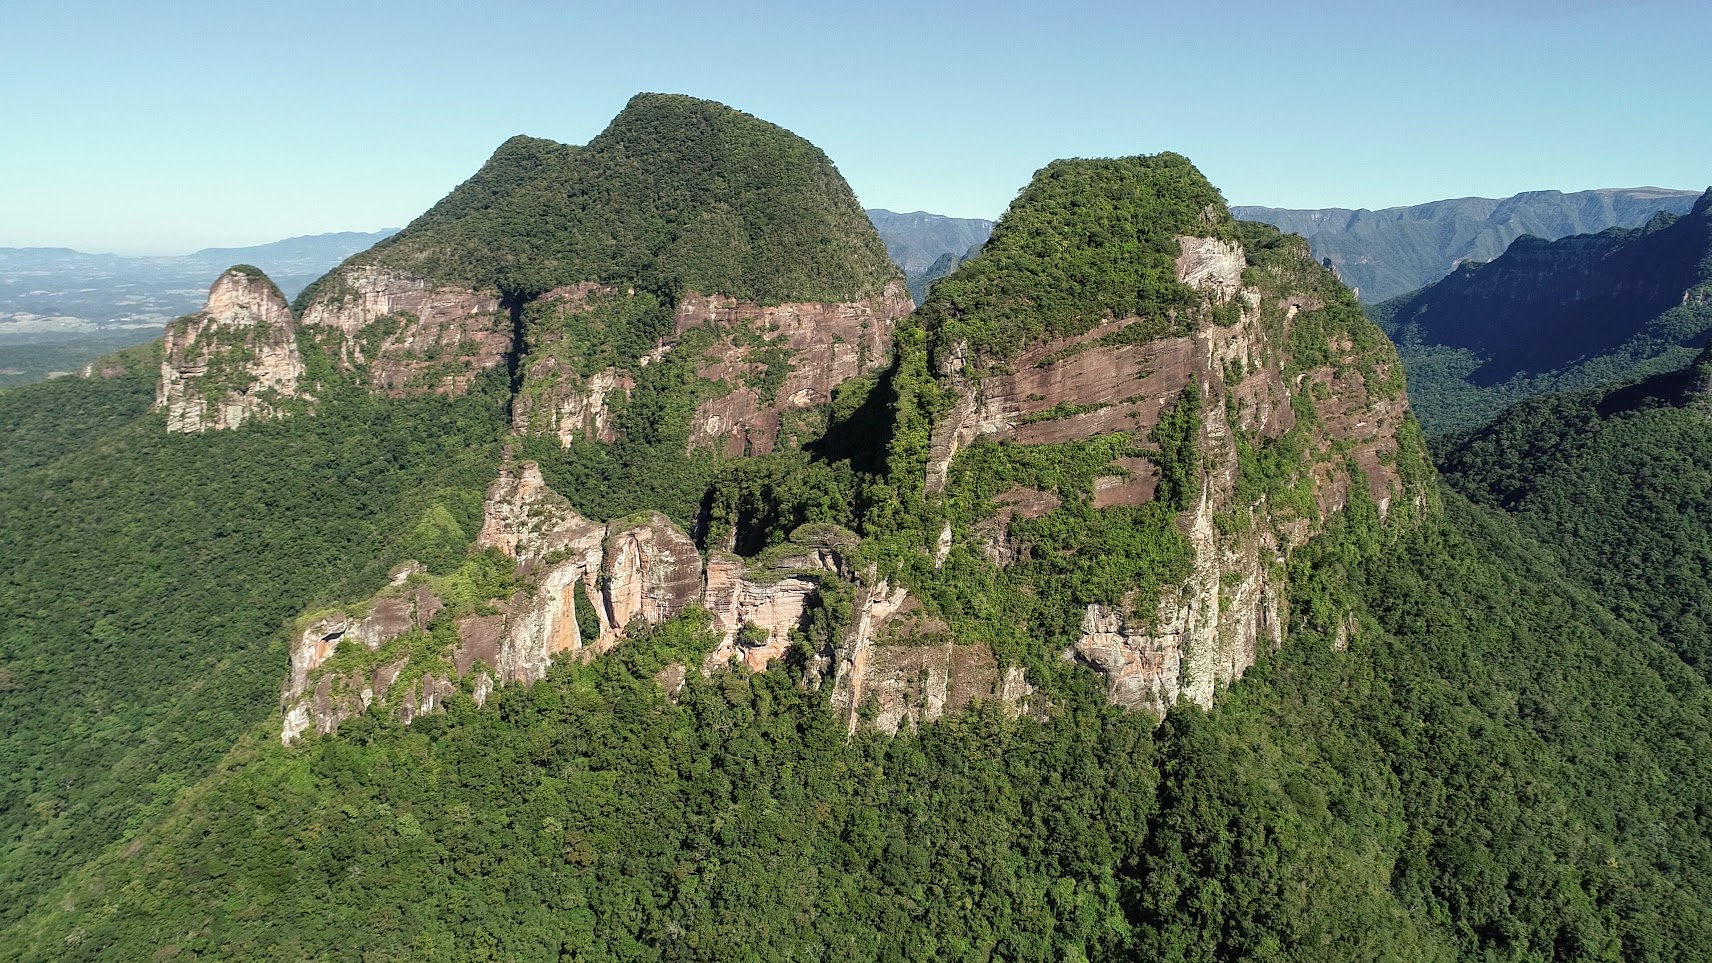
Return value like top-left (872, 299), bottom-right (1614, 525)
top-left (298, 265), bottom-right (509, 396)
top-left (283, 466), bottom-right (1037, 743)
top-left (930, 233), bottom-right (1411, 716)
top-left (701, 525), bottom-right (858, 672)
top-left (827, 591), bottom-right (1037, 735)
top-left (682, 279), bottom-right (913, 455)
top-left (280, 566), bottom-right (442, 744)
top-left (464, 466), bottom-right (702, 679)
top-left (602, 515), bottom-right (705, 643)
top-left (514, 364), bottom-right (633, 444)
top-left (1175, 236), bottom-right (1246, 302)
top-left (510, 284), bottom-right (636, 443)
top-left (158, 268), bottom-right (304, 432)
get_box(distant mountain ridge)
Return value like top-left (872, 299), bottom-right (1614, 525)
top-left (0, 230), bottom-right (399, 385)
top-left (0, 230), bottom-right (398, 333)
top-left (864, 208), bottom-right (993, 302)
top-left (1372, 189), bottom-right (1712, 434)
top-left (1235, 187), bottom-right (1702, 302)
top-left (0, 231), bottom-right (398, 292)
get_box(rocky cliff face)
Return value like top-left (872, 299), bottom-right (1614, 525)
top-left (297, 265), bottom-right (510, 396)
top-left (282, 464), bottom-right (1032, 742)
top-left (157, 267), bottom-right (304, 432)
top-left (923, 202), bottom-right (1416, 717)
top-left (509, 279), bottom-right (914, 454)
top-left (281, 564), bottom-right (444, 744)
top-left (679, 280), bottom-right (914, 455)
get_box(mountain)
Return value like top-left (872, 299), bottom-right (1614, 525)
top-left (0, 230), bottom-right (397, 332)
top-left (1371, 190), bottom-right (1712, 434)
top-left (864, 209), bottom-right (994, 302)
top-left (1235, 186), bottom-right (1702, 303)
top-left (9, 97), bottom-right (1712, 960)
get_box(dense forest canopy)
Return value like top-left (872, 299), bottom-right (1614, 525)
top-left (919, 153), bottom-right (1240, 360)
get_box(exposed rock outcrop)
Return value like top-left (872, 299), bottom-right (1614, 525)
top-left (510, 284), bottom-right (636, 444)
top-left (681, 280), bottom-right (913, 455)
top-left (827, 591), bottom-right (1037, 735)
top-left (928, 228), bottom-right (1411, 717)
top-left (283, 465), bottom-right (1035, 742)
top-left (464, 464), bottom-right (704, 675)
top-left (280, 565), bottom-right (444, 745)
top-left (298, 265), bottom-right (509, 396)
top-left (157, 267), bottom-right (304, 432)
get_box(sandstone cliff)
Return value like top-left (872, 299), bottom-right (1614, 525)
top-left (678, 280), bottom-right (913, 455)
top-left (914, 158), bottom-right (1422, 719)
top-left (296, 265), bottom-right (510, 396)
top-left (157, 266), bottom-right (304, 432)
top-left (282, 464), bottom-right (1032, 742)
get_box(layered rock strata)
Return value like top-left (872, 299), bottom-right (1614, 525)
top-left (680, 280), bottom-right (913, 455)
top-left (929, 232), bottom-right (1410, 716)
top-left (157, 267), bottom-right (304, 432)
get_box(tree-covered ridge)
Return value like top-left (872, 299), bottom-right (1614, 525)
top-left (1235, 187), bottom-right (1704, 304)
top-left (919, 153), bottom-right (1240, 361)
top-left (323, 93), bottom-right (900, 305)
top-left (0, 351), bottom-right (508, 934)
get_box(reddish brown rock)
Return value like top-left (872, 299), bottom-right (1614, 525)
top-left (601, 514), bottom-right (704, 642)
top-left (679, 280), bottom-right (913, 455)
top-left (827, 589), bottom-right (1037, 735)
top-left (926, 233), bottom-right (1410, 718)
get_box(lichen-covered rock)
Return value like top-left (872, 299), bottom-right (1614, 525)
top-left (157, 266), bottom-right (304, 432)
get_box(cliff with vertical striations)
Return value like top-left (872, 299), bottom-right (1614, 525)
top-left (157, 266), bottom-right (304, 432)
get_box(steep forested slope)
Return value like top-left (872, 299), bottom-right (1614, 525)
top-left (1442, 343), bottom-right (1712, 674)
top-left (0, 354), bottom-right (507, 934)
top-left (16, 495), bottom-right (1712, 962)
top-left (326, 93), bottom-right (897, 305)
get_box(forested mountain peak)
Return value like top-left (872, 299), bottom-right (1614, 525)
top-left (338, 92), bottom-right (899, 305)
top-left (26, 110), bottom-right (1712, 961)
top-left (919, 153), bottom-right (1240, 361)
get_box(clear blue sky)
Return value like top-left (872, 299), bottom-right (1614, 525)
top-left (4, 0), bottom-right (1707, 254)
